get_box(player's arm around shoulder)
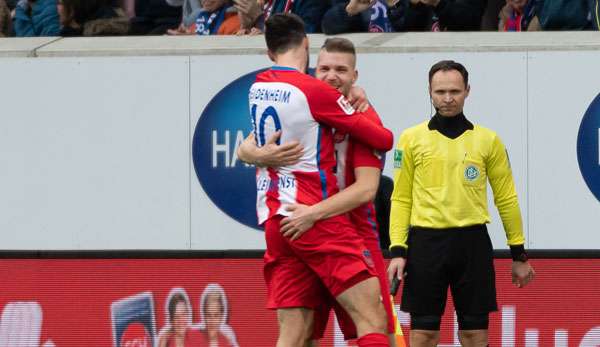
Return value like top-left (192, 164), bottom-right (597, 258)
top-left (352, 106), bottom-right (395, 151)
top-left (304, 80), bottom-right (394, 151)
top-left (347, 85), bottom-right (371, 113)
top-left (281, 131), bottom-right (383, 241)
top-left (236, 131), bottom-right (303, 168)
top-left (281, 166), bottom-right (381, 241)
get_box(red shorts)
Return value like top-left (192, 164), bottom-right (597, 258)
top-left (263, 214), bottom-right (376, 309)
top-left (312, 247), bottom-right (395, 340)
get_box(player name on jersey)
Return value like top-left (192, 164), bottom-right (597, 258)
top-left (249, 88), bottom-right (291, 104)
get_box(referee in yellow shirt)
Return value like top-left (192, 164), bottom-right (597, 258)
top-left (387, 60), bottom-right (535, 347)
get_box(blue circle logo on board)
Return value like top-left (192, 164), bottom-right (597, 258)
top-left (192, 69), bottom-right (266, 230)
top-left (577, 93), bottom-right (600, 202)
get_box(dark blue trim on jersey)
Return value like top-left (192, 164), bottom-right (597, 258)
top-left (366, 207), bottom-right (380, 241)
top-left (271, 66), bottom-right (297, 71)
top-left (316, 126), bottom-right (328, 199)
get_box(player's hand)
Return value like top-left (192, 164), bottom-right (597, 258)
top-left (512, 260), bottom-right (535, 288)
top-left (347, 86), bottom-right (370, 113)
top-left (280, 204), bottom-right (319, 240)
top-left (241, 131), bottom-right (303, 167)
top-left (346, 0), bottom-right (377, 16)
top-left (387, 257), bottom-right (407, 284)
top-left (260, 131), bottom-right (303, 167)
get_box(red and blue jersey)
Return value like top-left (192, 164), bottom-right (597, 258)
top-left (249, 67), bottom-right (393, 224)
top-left (334, 107), bottom-right (385, 248)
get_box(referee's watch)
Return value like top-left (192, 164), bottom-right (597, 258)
top-left (390, 245), bottom-right (407, 258)
top-left (510, 244), bottom-right (528, 262)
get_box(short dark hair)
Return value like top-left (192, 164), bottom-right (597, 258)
top-left (264, 13), bottom-right (306, 55)
top-left (428, 60), bottom-right (469, 87)
top-left (168, 293), bottom-right (187, 323)
top-left (321, 38), bottom-right (356, 56)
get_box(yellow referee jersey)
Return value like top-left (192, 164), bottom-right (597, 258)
top-left (389, 120), bottom-right (525, 251)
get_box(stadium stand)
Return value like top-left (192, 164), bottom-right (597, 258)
top-left (1, 0), bottom-right (598, 37)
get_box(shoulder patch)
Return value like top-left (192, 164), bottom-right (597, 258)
top-left (336, 95), bottom-right (355, 115)
top-left (394, 149), bottom-right (403, 168)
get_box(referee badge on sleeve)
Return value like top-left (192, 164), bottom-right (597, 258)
top-left (394, 150), bottom-right (403, 168)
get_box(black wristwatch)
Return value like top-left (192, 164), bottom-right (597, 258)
top-left (510, 244), bottom-right (528, 262)
top-left (515, 252), bottom-right (528, 262)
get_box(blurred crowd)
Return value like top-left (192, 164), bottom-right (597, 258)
top-left (0, 0), bottom-right (598, 38)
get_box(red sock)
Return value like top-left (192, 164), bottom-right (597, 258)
top-left (357, 333), bottom-right (389, 347)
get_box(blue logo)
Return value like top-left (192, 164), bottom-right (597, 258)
top-left (577, 93), bottom-right (600, 202)
top-left (362, 249), bottom-right (374, 268)
top-left (464, 165), bottom-right (480, 181)
top-left (192, 69), bottom-right (266, 230)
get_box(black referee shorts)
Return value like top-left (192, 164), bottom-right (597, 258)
top-left (400, 224), bottom-right (497, 316)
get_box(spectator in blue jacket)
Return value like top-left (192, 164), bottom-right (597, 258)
top-left (13, 0), bottom-right (60, 36)
top-left (535, 0), bottom-right (593, 30)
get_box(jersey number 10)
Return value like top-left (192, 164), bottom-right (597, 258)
top-left (251, 104), bottom-right (282, 146)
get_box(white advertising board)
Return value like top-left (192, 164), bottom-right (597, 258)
top-left (0, 57), bottom-right (191, 249)
top-left (527, 51), bottom-right (600, 248)
top-left (1, 48), bottom-right (599, 250)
